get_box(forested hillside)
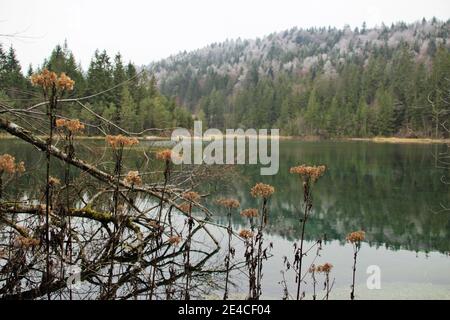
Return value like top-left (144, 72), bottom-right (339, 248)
top-left (0, 43), bottom-right (193, 135)
top-left (2, 19), bottom-right (450, 138)
top-left (150, 18), bottom-right (450, 137)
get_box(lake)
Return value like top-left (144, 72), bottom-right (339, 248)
top-left (1, 139), bottom-right (449, 299)
top-left (210, 140), bottom-right (450, 299)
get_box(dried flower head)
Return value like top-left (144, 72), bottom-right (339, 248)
top-left (182, 191), bottom-right (200, 203)
top-left (346, 231), bottom-right (366, 243)
top-left (57, 72), bottom-right (75, 91)
top-left (250, 183), bottom-right (275, 199)
top-left (290, 165), bottom-right (326, 182)
top-left (16, 161), bottom-right (26, 174)
top-left (239, 229), bottom-right (254, 239)
top-left (178, 202), bottom-right (191, 213)
top-left (30, 69), bottom-right (57, 90)
top-left (106, 135), bottom-right (139, 149)
top-left (240, 208), bottom-right (259, 218)
top-left (0, 154), bottom-right (25, 175)
top-left (48, 176), bottom-right (61, 187)
top-left (0, 154), bottom-right (17, 174)
top-left (55, 119), bottom-right (65, 128)
top-left (216, 198), bottom-right (240, 209)
top-left (316, 263), bottom-right (333, 274)
top-left (14, 236), bottom-right (40, 249)
top-left (30, 73), bottom-right (43, 87)
top-left (30, 69), bottom-right (74, 92)
top-left (56, 119), bottom-right (85, 134)
top-left (149, 220), bottom-right (163, 230)
top-left (156, 149), bottom-right (173, 161)
top-left (168, 235), bottom-right (182, 246)
top-left (124, 171), bottom-right (142, 186)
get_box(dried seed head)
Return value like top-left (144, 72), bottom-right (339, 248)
top-left (149, 220), bottom-right (163, 230)
top-left (156, 149), bottom-right (173, 161)
top-left (240, 208), bottom-right (259, 218)
top-left (16, 161), bottom-right (26, 174)
top-left (124, 171), bottom-right (142, 186)
top-left (216, 198), bottom-right (240, 209)
top-left (30, 69), bottom-right (57, 90)
top-left (178, 202), bottom-right (191, 213)
top-left (14, 236), bottom-right (40, 249)
top-left (56, 119), bottom-right (85, 134)
top-left (182, 191), bottom-right (200, 203)
top-left (0, 154), bottom-right (17, 174)
top-left (0, 154), bottom-right (25, 175)
top-left (290, 165), bottom-right (326, 182)
top-left (48, 176), bottom-right (61, 186)
top-left (239, 229), bottom-right (254, 239)
top-left (55, 119), bottom-right (66, 128)
top-left (57, 72), bottom-right (75, 91)
top-left (168, 236), bottom-right (182, 246)
top-left (250, 183), bottom-right (275, 199)
top-left (346, 231), bottom-right (366, 243)
top-left (30, 69), bottom-right (74, 92)
top-left (316, 263), bottom-right (333, 274)
top-left (106, 135), bottom-right (139, 148)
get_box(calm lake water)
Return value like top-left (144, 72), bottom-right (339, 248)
top-left (210, 140), bottom-right (450, 299)
top-left (1, 139), bottom-right (449, 299)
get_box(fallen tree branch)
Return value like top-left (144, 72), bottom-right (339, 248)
top-left (0, 116), bottom-right (213, 218)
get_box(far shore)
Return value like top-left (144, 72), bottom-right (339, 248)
top-left (346, 137), bottom-right (450, 144)
top-left (0, 133), bottom-right (448, 144)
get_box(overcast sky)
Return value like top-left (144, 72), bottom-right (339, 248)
top-left (1, 0), bottom-right (449, 70)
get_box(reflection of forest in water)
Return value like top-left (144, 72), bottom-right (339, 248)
top-left (207, 141), bottom-right (450, 254)
top-left (2, 139), bottom-right (449, 254)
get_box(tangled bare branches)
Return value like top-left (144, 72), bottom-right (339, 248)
top-left (0, 70), bottom-right (223, 300)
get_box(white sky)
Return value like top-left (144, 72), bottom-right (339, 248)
top-left (1, 0), bottom-right (449, 70)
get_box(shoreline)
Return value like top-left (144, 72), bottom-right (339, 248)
top-left (346, 137), bottom-right (450, 144)
top-left (0, 134), bottom-right (448, 144)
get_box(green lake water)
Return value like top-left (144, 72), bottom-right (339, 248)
top-left (1, 139), bottom-right (449, 299)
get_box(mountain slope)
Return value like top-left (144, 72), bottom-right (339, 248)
top-left (149, 18), bottom-right (450, 137)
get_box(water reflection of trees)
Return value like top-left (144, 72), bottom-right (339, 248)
top-left (0, 137), bottom-right (234, 300)
top-left (209, 141), bottom-right (450, 254)
top-left (2, 139), bottom-right (449, 255)
top-left (1, 138), bottom-right (448, 300)
top-left (0, 202), bottom-right (222, 299)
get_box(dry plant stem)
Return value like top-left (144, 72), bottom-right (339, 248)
top-left (296, 182), bottom-right (311, 300)
top-left (184, 202), bottom-right (194, 300)
top-left (223, 208), bottom-right (232, 300)
top-left (165, 206), bottom-right (176, 300)
top-left (247, 216), bottom-right (257, 299)
top-left (250, 239), bottom-right (257, 299)
top-left (325, 273), bottom-right (330, 300)
top-left (64, 132), bottom-right (74, 300)
top-left (44, 87), bottom-right (57, 300)
top-left (350, 244), bottom-right (360, 300)
top-left (255, 198), bottom-right (268, 299)
top-left (245, 239), bottom-right (255, 298)
top-left (321, 278), bottom-right (335, 300)
top-left (103, 145), bottom-right (124, 299)
top-left (0, 173), bottom-right (3, 198)
top-left (280, 271), bottom-right (289, 300)
top-left (311, 268), bottom-right (317, 300)
top-left (149, 160), bottom-right (170, 300)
